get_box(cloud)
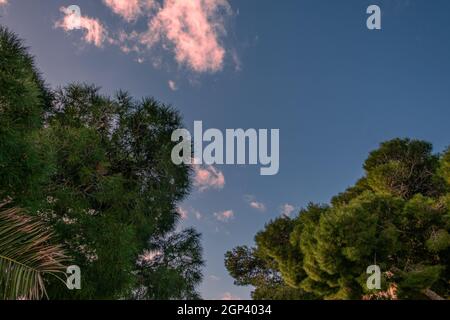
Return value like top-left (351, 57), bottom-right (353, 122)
top-left (177, 207), bottom-right (203, 220)
top-left (103, 0), bottom-right (156, 22)
top-left (221, 292), bottom-right (241, 300)
top-left (245, 195), bottom-right (266, 212)
top-left (175, 207), bottom-right (203, 221)
top-left (0, 0), bottom-right (8, 6)
top-left (57, 0), bottom-right (235, 74)
top-left (214, 210), bottom-right (234, 222)
top-left (231, 48), bottom-right (241, 72)
top-left (176, 206), bottom-right (188, 220)
top-left (112, 29), bottom-right (142, 53)
top-left (193, 209), bottom-right (203, 220)
top-left (281, 204), bottom-right (296, 217)
top-left (56, 6), bottom-right (107, 47)
top-left (168, 80), bottom-right (178, 91)
top-left (141, 0), bottom-right (231, 72)
top-left (193, 161), bottom-right (225, 192)
top-left (250, 201), bottom-right (266, 212)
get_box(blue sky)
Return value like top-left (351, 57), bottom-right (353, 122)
top-left (1, 0), bottom-right (450, 299)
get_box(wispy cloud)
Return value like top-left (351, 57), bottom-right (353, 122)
top-left (112, 29), bottom-right (141, 53)
top-left (231, 48), bottom-right (242, 72)
top-left (208, 275), bottom-right (221, 281)
top-left (193, 209), bottom-right (203, 221)
top-left (280, 203), bottom-right (296, 217)
top-left (250, 201), bottom-right (266, 212)
top-left (56, 0), bottom-right (234, 74)
top-left (168, 80), bottom-right (178, 91)
top-left (245, 195), bottom-right (266, 212)
top-left (214, 210), bottom-right (234, 222)
top-left (56, 6), bottom-right (107, 47)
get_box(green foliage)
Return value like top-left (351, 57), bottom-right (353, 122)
top-left (134, 229), bottom-right (204, 300)
top-left (0, 26), bottom-right (202, 300)
top-left (397, 265), bottom-right (444, 299)
top-left (225, 246), bottom-right (280, 287)
top-left (225, 245), bottom-right (315, 300)
top-left (364, 139), bottom-right (445, 198)
top-left (0, 26), bottom-right (50, 130)
top-left (0, 26), bottom-right (53, 202)
top-left (226, 139), bottom-right (450, 300)
top-left (41, 84), bottom-right (194, 299)
top-left (426, 229), bottom-right (450, 253)
top-left (255, 217), bottom-right (306, 288)
top-left (440, 148), bottom-right (450, 187)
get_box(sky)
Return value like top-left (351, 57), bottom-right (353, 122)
top-left (1, 0), bottom-right (450, 300)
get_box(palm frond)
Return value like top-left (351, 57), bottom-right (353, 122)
top-left (0, 203), bottom-right (67, 300)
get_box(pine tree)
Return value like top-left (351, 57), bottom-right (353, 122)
top-left (42, 85), bottom-right (195, 299)
top-left (0, 26), bottom-right (53, 204)
top-left (226, 139), bottom-right (450, 299)
top-left (1, 26), bottom-right (203, 300)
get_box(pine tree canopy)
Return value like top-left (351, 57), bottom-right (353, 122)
top-left (0, 26), bottom-right (202, 300)
top-left (226, 139), bottom-right (450, 300)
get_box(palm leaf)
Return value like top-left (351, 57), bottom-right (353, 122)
top-left (0, 203), bottom-right (67, 300)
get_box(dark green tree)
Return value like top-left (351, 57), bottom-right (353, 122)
top-left (42, 84), bottom-right (195, 299)
top-left (225, 245), bottom-right (311, 300)
top-left (134, 228), bottom-right (204, 300)
top-left (0, 26), bottom-right (202, 300)
top-left (440, 148), bottom-right (450, 187)
top-left (0, 26), bottom-right (53, 204)
top-left (226, 139), bottom-right (450, 300)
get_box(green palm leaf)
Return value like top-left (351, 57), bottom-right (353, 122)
top-left (0, 203), bottom-right (67, 300)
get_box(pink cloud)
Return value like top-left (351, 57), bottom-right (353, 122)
top-left (141, 0), bottom-right (231, 72)
top-left (250, 201), bottom-right (266, 212)
top-left (103, 0), bottom-right (156, 22)
top-left (176, 206), bottom-right (188, 220)
top-left (221, 292), bottom-right (241, 300)
top-left (214, 210), bottom-right (234, 222)
top-left (245, 195), bottom-right (266, 212)
top-left (281, 204), bottom-right (296, 217)
top-left (112, 30), bottom-right (142, 54)
top-left (56, 0), bottom-right (235, 74)
top-left (193, 162), bottom-right (225, 192)
top-left (56, 7), bottom-right (107, 47)
top-left (0, 0), bottom-right (8, 6)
